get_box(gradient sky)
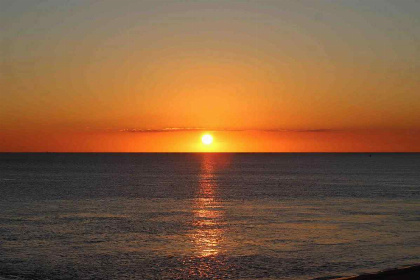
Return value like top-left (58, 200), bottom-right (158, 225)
top-left (1, 0), bottom-right (420, 152)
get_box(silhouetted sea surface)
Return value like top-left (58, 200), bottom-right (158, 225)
top-left (0, 153), bottom-right (419, 280)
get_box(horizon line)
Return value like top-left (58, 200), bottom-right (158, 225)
top-left (1, 152), bottom-right (419, 154)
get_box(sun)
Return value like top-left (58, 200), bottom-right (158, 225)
top-left (201, 134), bottom-right (213, 145)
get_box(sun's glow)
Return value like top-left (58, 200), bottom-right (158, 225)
top-left (201, 134), bottom-right (213, 145)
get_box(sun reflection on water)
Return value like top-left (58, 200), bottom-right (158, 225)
top-left (191, 155), bottom-right (225, 258)
top-left (181, 154), bottom-right (235, 279)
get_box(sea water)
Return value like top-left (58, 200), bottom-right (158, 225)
top-left (0, 153), bottom-right (419, 279)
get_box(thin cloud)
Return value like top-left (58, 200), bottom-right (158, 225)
top-left (118, 127), bottom-right (335, 133)
top-left (120, 128), bottom-right (206, 133)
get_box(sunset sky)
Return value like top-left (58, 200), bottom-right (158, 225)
top-left (1, 0), bottom-right (419, 152)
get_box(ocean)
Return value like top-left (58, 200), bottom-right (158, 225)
top-left (0, 153), bottom-right (419, 279)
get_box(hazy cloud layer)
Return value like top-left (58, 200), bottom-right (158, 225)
top-left (119, 128), bottom-right (332, 133)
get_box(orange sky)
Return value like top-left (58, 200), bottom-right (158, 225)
top-left (2, 128), bottom-right (419, 152)
top-left (1, 0), bottom-right (420, 152)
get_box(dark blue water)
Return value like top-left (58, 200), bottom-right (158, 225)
top-left (0, 153), bottom-right (419, 279)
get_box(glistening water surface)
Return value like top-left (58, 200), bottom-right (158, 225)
top-left (0, 153), bottom-right (419, 279)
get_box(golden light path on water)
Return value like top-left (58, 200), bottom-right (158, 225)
top-left (182, 154), bottom-right (232, 279)
top-left (192, 155), bottom-right (224, 257)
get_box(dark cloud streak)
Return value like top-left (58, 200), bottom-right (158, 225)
top-left (118, 128), bottom-right (334, 133)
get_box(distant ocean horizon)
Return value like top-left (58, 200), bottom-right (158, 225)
top-left (1, 153), bottom-right (419, 279)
